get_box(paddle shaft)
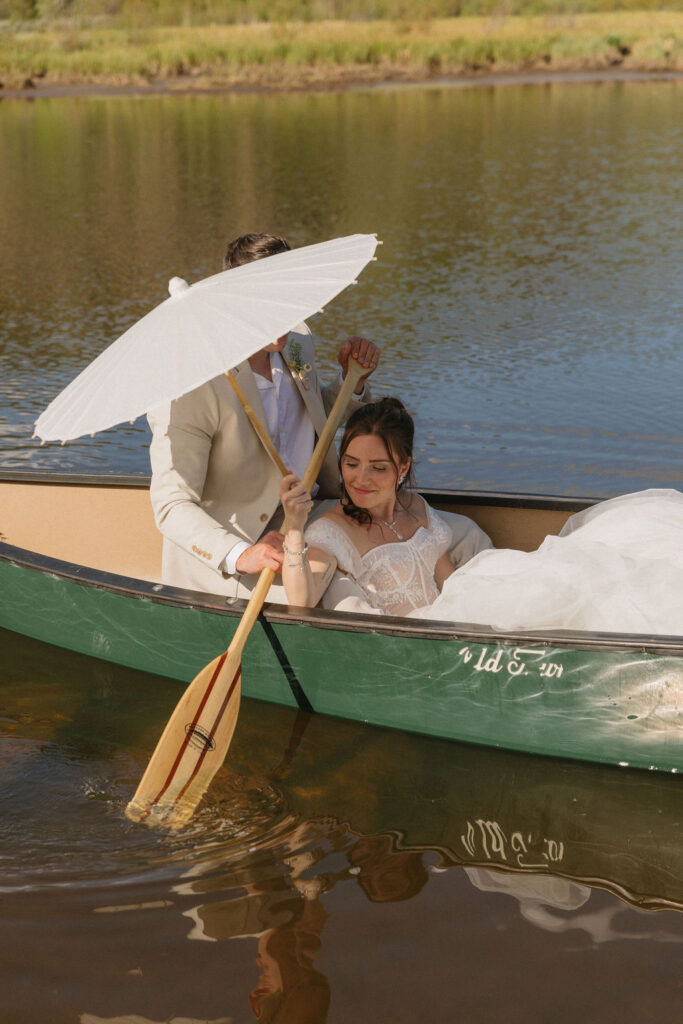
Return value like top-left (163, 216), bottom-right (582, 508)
top-left (225, 353), bottom-right (367, 662)
top-left (126, 356), bottom-right (367, 826)
top-left (225, 369), bottom-right (289, 477)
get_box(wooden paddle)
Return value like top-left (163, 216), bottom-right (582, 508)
top-left (224, 370), bottom-right (289, 477)
top-left (125, 356), bottom-right (366, 829)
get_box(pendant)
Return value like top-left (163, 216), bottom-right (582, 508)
top-left (378, 517), bottom-right (402, 540)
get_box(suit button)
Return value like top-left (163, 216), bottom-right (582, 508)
top-left (260, 513), bottom-right (268, 522)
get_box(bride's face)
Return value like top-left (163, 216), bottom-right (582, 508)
top-left (341, 433), bottom-right (410, 512)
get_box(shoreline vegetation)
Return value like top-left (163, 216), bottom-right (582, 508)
top-left (1, 7), bottom-right (682, 96)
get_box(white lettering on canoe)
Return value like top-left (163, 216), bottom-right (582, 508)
top-left (457, 646), bottom-right (564, 679)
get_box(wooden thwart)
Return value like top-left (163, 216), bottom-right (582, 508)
top-left (125, 357), bottom-right (366, 828)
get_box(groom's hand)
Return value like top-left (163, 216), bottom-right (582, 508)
top-left (338, 337), bottom-right (380, 392)
top-left (235, 531), bottom-right (284, 574)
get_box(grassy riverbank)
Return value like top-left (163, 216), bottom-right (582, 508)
top-left (1, 10), bottom-right (682, 91)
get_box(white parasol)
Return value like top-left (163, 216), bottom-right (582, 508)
top-left (35, 233), bottom-right (379, 442)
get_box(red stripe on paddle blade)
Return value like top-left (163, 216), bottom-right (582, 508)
top-left (144, 650), bottom-right (229, 815)
top-left (173, 667), bottom-right (241, 806)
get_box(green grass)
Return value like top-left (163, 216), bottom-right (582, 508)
top-left (4, 0), bottom-right (683, 24)
top-left (1, 11), bottom-right (681, 88)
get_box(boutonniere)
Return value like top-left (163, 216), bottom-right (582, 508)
top-left (287, 340), bottom-right (312, 391)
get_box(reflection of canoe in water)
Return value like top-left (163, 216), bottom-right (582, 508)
top-left (1, 471), bottom-right (682, 772)
top-left (228, 706), bottom-right (683, 917)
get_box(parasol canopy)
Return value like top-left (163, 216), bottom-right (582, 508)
top-left (35, 233), bottom-right (379, 442)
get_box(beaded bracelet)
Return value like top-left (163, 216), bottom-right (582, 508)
top-left (283, 542), bottom-right (308, 558)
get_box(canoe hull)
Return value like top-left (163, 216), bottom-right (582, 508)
top-left (1, 544), bottom-right (681, 773)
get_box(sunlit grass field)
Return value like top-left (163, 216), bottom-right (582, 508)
top-left (1, 10), bottom-right (681, 89)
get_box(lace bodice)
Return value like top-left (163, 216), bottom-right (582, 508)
top-left (305, 503), bottom-right (451, 616)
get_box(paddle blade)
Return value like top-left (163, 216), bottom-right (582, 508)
top-left (125, 648), bottom-right (242, 829)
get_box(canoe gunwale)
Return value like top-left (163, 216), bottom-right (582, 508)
top-left (0, 469), bottom-right (598, 513)
top-left (2, 536), bottom-right (683, 658)
top-left (0, 470), bottom-right (152, 488)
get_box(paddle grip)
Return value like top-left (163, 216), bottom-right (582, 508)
top-left (300, 355), bottom-right (366, 494)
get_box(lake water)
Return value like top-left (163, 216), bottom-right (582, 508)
top-left (2, 627), bottom-right (682, 1024)
top-left (1, 79), bottom-right (683, 1023)
top-left (1, 79), bottom-right (683, 495)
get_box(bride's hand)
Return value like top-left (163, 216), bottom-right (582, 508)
top-left (279, 473), bottom-right (314, 533)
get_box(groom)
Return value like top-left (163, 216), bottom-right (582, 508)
top-left (148, 232), bottom-right (381, 603)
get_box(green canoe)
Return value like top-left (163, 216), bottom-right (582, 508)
top-left (0, 471), bottom-right (681, 773)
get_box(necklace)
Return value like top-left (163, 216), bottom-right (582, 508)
top-left (374, 515), bottom-right (403, 540)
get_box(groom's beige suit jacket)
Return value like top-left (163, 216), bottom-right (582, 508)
top-left (148, 325), bottom-right (368, 596)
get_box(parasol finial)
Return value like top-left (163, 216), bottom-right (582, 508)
top-left (168, 277), bottom-right (190, 298)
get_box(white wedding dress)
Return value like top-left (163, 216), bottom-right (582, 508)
top-left (306, 489), bottom-right (683, 635)
top-left (305, 502), bottom-right (452, 617)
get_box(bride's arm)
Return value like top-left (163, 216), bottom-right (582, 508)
top-left (280, 475), bottom-right (338, 607)
top-left (434, 551), bottom-right (456, 591)
top-left (283, 539), bottom-right (338, 607)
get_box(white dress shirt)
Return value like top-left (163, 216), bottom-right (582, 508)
top-left (223, 351), bottom-right (316, 575)
top-left (255, 351), bottom-right (316, 482)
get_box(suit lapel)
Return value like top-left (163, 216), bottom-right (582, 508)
top-left (284, 337), bottom-right (327, 436)
top-left (232, 342), bottom-right (334, 477)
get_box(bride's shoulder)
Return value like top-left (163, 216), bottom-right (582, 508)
top-left (306, 506), bottom-right (363, 574)
top-left (318, 505), bottom-right (346, 528)
top-left (401, 490), bottom-right (431, 526)
top-left (321, 505), bottom-right (373, 546)
top-left (323, 505), bottom-right (361, 534)
top-left (308, 506), bottom-right (356, 543)
top-left (402, 492), bottom-right (451, 541)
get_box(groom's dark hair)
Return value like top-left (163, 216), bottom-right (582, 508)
top-left (223, 233), bottom-right (291, 270)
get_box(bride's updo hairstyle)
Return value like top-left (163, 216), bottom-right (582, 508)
top-left (339, 397), bottom-right (416, 527)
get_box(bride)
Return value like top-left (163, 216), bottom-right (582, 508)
top-left (279, 398), bottom-right (683, 636)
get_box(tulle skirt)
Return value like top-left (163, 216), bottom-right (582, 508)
top-left (411, 489), bottom-right (683, 635)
